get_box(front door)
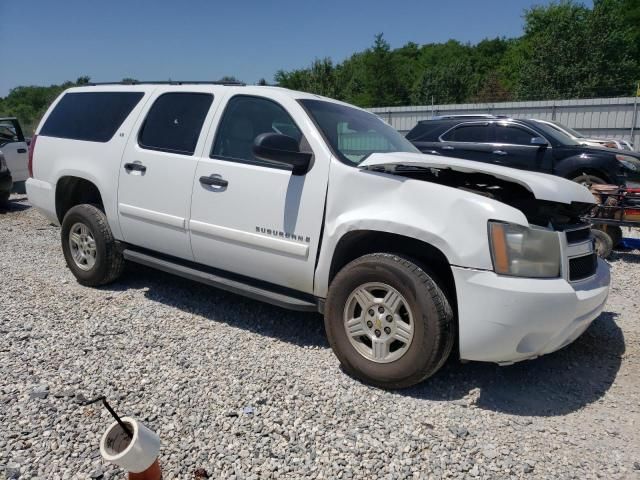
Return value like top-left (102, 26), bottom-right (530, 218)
top-left (189, 94), bottom-right (329, 293)
top-left (0, 119), bottom-right (28, 183)
top-left (117, 90), bottom-right (215, 260)
top-left (491, 123), bottom-right (551, 172)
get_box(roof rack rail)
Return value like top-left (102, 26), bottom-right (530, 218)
top-left (87, 80), bottom-right (246, 86)
top-left (427, 114), bottom-right (495, 120)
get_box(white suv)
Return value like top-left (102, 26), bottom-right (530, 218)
top-left (27, 82), bottom-right (610, 388)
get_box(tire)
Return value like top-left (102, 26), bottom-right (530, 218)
top-left (571, 174), bottom-right (607, 186)
top-left (0, 191), bottom-right (8, 208)
top-left (324, 253), bottom-right (454, 389)
top-left (61, 204), bottom-right (124, 286)
top-left (592, 228), bottom-right (613, 259)
top-left (604, 225), bottom-right (622, 248)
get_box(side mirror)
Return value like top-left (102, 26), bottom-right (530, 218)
top-left (530, 136), bottom-right (548, 146)
top-left (252, 133), bottom-right (312, 175)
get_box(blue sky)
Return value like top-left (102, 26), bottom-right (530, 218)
top-left (0, 0), bottom-right (591, 97)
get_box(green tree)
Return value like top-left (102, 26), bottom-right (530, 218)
top-left (0, 77), bottom-right (92, 135)
top-left (509, 0), bottom-right (639, 99)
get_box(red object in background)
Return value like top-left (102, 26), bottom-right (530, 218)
top-left (128, 460), bottom-right (162, 480)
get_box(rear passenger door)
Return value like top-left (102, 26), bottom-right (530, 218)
top-left (117, 90), bottom-right (216, 260)
top-left (437, 122), bottom-right (495, 163)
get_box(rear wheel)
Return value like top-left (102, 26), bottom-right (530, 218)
top-left (61, 204), bottom-right (124, 286)
top-left (324, 253), bottom-right (454, 389)
top-left (0, 191), bottom-right (8, 208)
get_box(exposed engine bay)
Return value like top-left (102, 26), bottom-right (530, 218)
top-left (384, 165), bottom-right (593, 228)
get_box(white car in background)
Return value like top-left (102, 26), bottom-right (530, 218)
top-left (533, 119), bottom-right (635, 151)
top-left (0, 117), bottom-right (29, 186)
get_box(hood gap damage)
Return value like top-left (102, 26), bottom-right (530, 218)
top-left (370, 165), bottom-right (593, 228)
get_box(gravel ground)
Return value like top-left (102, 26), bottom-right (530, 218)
top-left (1, 194), bottom-right (640, 480)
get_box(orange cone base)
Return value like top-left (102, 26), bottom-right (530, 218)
top-left (128, 459), bottom-right (161, 480)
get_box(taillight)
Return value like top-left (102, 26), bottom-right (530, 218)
top-left (28, 134), bottom-right (37, 177)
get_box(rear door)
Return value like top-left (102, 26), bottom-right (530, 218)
top-left (117, 89), bottom-right (216, 260)
top-left (491, 122), bottom-right (551, 172)
top-left (437, 122), bottom-right (495, 163)
top-left (0, 119), bottom-right (28, 182)
top-left (405, 122), bottom-right (447, 155)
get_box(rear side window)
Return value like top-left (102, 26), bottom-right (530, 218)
top-left (442, 124), bottom-right (490, 142)
top-left (138, 93), bottom-right (213, 155)
top-left (40, 92), bottom-right (144, 142)
top-left (405, 122), bottom-right (444, 142)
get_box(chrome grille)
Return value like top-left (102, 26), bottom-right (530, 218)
top-left (565, 226), bottom-right (591, 244)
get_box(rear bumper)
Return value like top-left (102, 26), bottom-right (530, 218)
top-left (453, 259), bottom-right (610, 364)
top-left (26, 178), bottom-right (59, 225)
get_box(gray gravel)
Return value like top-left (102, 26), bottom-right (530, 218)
top-left (1, 193), bottom-right (640, 479)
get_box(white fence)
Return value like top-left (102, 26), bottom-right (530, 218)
top-left (369, 97), bottom-right (640, 149)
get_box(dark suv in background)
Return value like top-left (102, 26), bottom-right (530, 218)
top-left (406, 115), bottom-right (640, 185)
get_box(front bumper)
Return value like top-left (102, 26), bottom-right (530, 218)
top-left (453, 258), bottom-right (610, 364)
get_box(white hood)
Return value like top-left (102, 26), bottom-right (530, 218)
top-left (359, 152), bottom-right (595, 205)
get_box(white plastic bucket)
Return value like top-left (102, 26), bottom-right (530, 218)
top-left (99, 417), bottom-right (160, 473)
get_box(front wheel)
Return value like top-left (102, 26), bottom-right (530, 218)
top-left (324, 253), bottom-right (454, 389)
top-left (61, 204), bottom-right (124, 286)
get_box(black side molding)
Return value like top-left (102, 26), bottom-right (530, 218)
top-left (122, 249), bottom-right (319, 312)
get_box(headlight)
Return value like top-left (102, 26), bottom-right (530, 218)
top-left (616, 154), bottom-right (640, 172)
top-left (488, 221), bottom-right (561, 278)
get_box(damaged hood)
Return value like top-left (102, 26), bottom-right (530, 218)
top-left (359, 152), bottom-right (595, 205)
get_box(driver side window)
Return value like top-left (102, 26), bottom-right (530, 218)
top-left (0, 123), bottom-right (19, 145)
top-left (211, 96), bottom-right (302, 167)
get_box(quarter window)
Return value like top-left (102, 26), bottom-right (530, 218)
top-left (40, 92), bottom-right (144, 142)
top-left (212, 95), bottom-right (302, 166)
top-left (442, 124), bottom-right (490, 143)
top-left (139, 93), bottom-right (213, 155)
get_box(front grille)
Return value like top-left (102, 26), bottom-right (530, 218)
top-left (569, 253), bottom-right (597, 281)
top-left (565, 227), bottom-right (591, 244)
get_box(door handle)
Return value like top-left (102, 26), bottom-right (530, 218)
top-left (200, 175), bottom-right (228, 187)
top-left (124, 162), bottom-right (147, 173)
top-left (17, 148), bottom-right (27, 154)
top-left (442, 145), bottom-right (454, 150)
top-left (492, 150), bottom-right (508, 156)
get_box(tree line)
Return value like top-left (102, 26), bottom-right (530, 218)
top-left (276, 0), bottom-right (639, 106)
top-left (1, 0), bottom-right (638, 135)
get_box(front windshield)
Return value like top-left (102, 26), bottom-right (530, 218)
top-left (531, 120), bottom-right (581, 146)
top-left (548, 120), bottom-right (585, 139)
top-left (300, 99), bottom-right (419, 164)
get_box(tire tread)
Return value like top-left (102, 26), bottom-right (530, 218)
top-left (62, 204), bottom-right (124, 286)
top-left (326, 253), bottom-right (454, 389)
